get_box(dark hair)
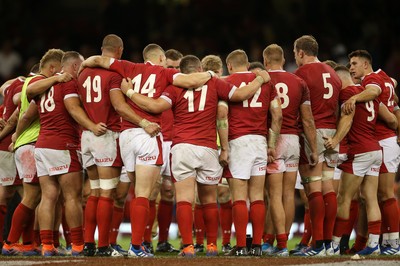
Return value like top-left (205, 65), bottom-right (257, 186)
top-left (348, 50), bottom-right (372, 65)
top-left (294, 35), bottom-right (318, 56)
top-left (179, 55), bottom-right (201, 74)
top-left (248, 61), bottom-right (265, 71)
top-left (165, 49), bottom-right (183, 60)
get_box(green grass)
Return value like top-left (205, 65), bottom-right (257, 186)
top-left (116, 236), bottom-right (304, 252)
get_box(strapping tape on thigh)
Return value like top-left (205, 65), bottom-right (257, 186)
top-left (89, 179), bottom-right (100, 189)
top-left (322, 170), bottom-right (334, 181)
top-left (99, 177), bottom-right (119, 190)
top-left (301, 176), bottom-right (322, 184)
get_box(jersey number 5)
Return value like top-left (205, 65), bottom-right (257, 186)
top-left (322, 73), bottom-right (334, 99)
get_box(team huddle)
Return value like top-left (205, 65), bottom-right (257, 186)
top-left (0, 34), bottom-right (399, 258)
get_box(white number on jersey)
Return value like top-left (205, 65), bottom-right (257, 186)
top-left (84, 76), bottom-right (102, 103)
top-left (322, 73), bottom-right (334, 99)
top-left (183, 85), bottom-right (208, 112)
top-left (365, 100), bottom-right (375, 122)
top-left (39, 87), bottom-right (56, 113)
top-left (275, 82), bottom-right (289, 109)
top-left (385, 82), bottom-right (395, 107)
top-left (131, 74), bottom-right (156, 98)
top-left (240, 82), bottom-right (262, 107)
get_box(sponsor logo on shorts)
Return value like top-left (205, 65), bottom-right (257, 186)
top-left (371, 167), bottom-right (380, 172)
top-left (286, 163), bottom-right (298, 168)
top-left (49, 164), bottom-right (68, 172)
top-left (23, 174), bottom-right (35, 179)
top-left (1, 177), bottom-right (14, 182)
top-left (259, 166), bottom-right (267, 171)
top-left (205, 176), bottom-right (219, 181)
top-left (95, 158), bottom-right (113, 163)
top-left (139, 155), bottom-right (156, 162)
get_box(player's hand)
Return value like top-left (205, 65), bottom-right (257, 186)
top-left (57, 72), bottom-right (73, 83)
top-left (267, 148), bottom-right (276, 163)
top-left (11, 132), bottom-right (17, 143)
top-left (255, 70), bottom-right (271, 83)
top-left (121, 78), bottom-right (133, 95)
top-left (8, 142), bottom-right (14, 152)
top-left (219, 149), bottom-right (229, 167)
top-left (0, 118), bottom-right (6, 130)
top-left (144, 122), bottom-right (161, 137)
top-left (309, 151), bottom-right (319, 166)
top-left (342, 97), bottom-right (356, 115)
top-left (91, 122), bottom-right (108, 136)
top-left (323, 136), bottom-right (338, 150)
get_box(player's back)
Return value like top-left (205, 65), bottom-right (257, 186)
top-left (35, 77), bottom-right (80, 150)
top-left (340, 85), bottom-right (380, 154)
top-left (269, 70), bottom-right (309, 135)
top-left (110, 60), bottom-right (178, 130)
top-left (295, 62), bottom-right (341, 129)
top-left (163, 77), bottom-right (231, 149)
top-left (362, 69), bottom-right (396, 140)
top-left (224, 72), bottom-right (272, 140)
top-left (78, 67), bottom-right (121, 132)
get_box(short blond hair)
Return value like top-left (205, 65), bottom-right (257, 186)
top-left (226, 49), bottom-right (248, 68)
top-left (263, 44), bottom-right (284, 65)
top-left (39, 48), bottom-right (64, 70)
top-left (201, 55), bottom-right (223, 72)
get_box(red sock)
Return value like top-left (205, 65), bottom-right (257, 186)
top-left (61, 208), bottom-right (71, 247)
top-left (34, 230), bottom-right (41, 247)
top-left (157, 200), bottom-right (174, 242)
top-left (250, 200), bottom-right (265, 245)
top-left (276, 233), bottom-right (287, 249)
top-left (176, 201), bottom-right (193, 246)
top-left (232, 200), bottom-right (248, 247)
top-left (53, 231), bottom-right (60, 248)
top-left (344, 200), bottom-right (359, 235)
top-left (300, 208), bottom-right (311, 245)
top-left (130, 197), bottom-right (149, 246)
top-left (194, 204), bottom-right (205, 245)
top-left (70, 226), bottom-right (84, 246)
top-left (143, 200), bottom-right (156, 243)
top-left (219, 201), bottom-right (232, 245)
top-left (7, 203), bottom-right (34, 243)
top-left (96, 197), bottom-right (114, 247)
top-left (323, 192), bottom-right (337, 241)
top-left (202, 203), bottom-right (219, 245)
top-left (263, 234), bottom-right (275, 245)
top-left (381, 198), bottom-right (399, 233)
top-left (40, 230), bottom-right (53, 245)
top-left (84, 196), bottom-right (98, 243)
top-left (308, 192), bottom-right (324, 246)
top-left (0, 205), bottom-right (7, 243)
top-left (368, 220), bottom-right (381, 235)
top-left (353, 234), bottom-right (368, 251)
top-left (109, 206), bottom-right (124, 245)
top-left (333, 217), bottom-right (349, 238)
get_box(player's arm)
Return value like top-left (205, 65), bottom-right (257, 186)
top-left (230, 71), bottom-right (271, 102)
top-left (376, 103), bottom-right (397, 131)
top-left (0, 108), bottom-right (19, 141)
top-left (394, 107), bottom-right (400, 144)
top-left (217, 101), bottom-right (229, 167)
top-left (64, 96), bottom-right (107, 136)
top-left (324, 108), bottom-right (355, 150)
top-left (173, 71), bottom-right (216, 89)
top-left (14, 101), bottom-right (38, 141)
top-left (79, 56), bottom-right (112, 73)
top-left (300, 104), bottom-right (318, 165)
top-left (343, 84), bottom-right (381, 115)
top-left (267, 98), bottom-right (282, 162)
top-left (120, 77), bottom-right (171, 113)
top-left (110, 89), bottom-right (161, 137)
top-left (0, 77), bottom-right (19, 96)
top-left (26, 73), bottom-right (73, 98)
